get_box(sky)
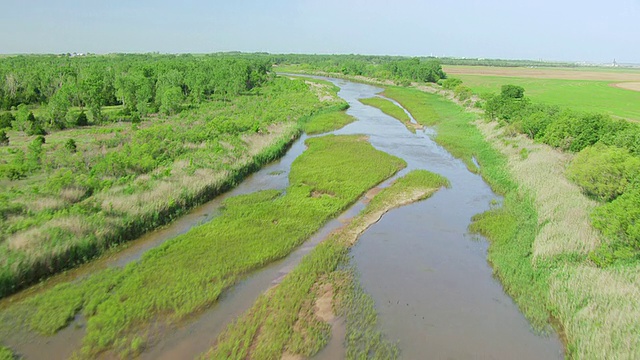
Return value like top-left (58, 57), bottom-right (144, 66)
top-left (0, 0), bottom-right (639, 63)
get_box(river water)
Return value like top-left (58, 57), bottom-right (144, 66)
top-left (324, 78), bottom-right (563, 359)
top-left (1, 76), bottom-right (563, 359)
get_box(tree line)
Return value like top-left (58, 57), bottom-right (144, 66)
top-left (0, 54), bottom-right (271, 129)
top-left (272, 54), bottom-right (447, 84)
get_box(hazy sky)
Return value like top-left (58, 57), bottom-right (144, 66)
top-left (1, 0), bottom-right (639, 63)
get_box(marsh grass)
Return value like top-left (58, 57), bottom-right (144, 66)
top-left (1, 135), bottom-right (405, 358)
top-left (359, 96), bottom-right (419, 133)
top-left (302, 108), bottom-right (355, 135)
top-left (205, 170), bottom-right (448, 359)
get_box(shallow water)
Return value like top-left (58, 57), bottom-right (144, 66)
top-left (323, 77), bottom-right (563, 359)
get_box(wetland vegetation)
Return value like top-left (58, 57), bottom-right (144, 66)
top-left (207, 170), bottom-right (449, 359)
top-left (1, 53), bottom-right (639, 359)
top-left (0, 134), bottom-right (405, 358)
top-left (0, 55), bottom-right (348, 297)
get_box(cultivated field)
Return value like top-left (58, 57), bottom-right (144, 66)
top-left (443, 65), bottom-right (640, 121)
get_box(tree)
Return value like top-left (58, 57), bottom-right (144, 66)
top-left (0, 129), bottom-right (8, 146)
top-left (0, 112), bottom-right (14, 129)
top-left (501, 84), bottom-right (525, 99)
top-left (25, 112), bottom-right (47, 136)
top-left (12, 104), bottom-right (30, 131)
top-left (159, 86), bottom-right (183, 115)
top-left (47, 83), bottom-right (73, 129)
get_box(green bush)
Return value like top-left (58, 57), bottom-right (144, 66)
top-left (76, 111), bottom-right (89, 126)
top-left (599, 122), bottom-right (640, 155)
top-left (441, 78), bottom-right (463, 90)
top-left (512, 105), bottom-right (559, 139)
top-left (454, 85), bottom-right (472, 101)
top-left (25, 112), bottom-right (47, 136)
top-left (541, 112), bottom-right (607, 152)
top-left (65, 138), bottom-right (77, 153)
top-left (0, 129), bottom-right (8, 146)
top-left (567, 144), bottom-right (640, 201)
top-left (592, 185), bottom-right (640, 249)
top-left (501, 84), bottom-right (525, 99)
top-left (0, 112), bottom-right (13, 129)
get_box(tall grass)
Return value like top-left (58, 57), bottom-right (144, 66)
top-left (1, 135), bottom-right (405, 358)
top-left (205, 170), bottom-right (448, 359)
top-left (301, 105), bottom-right (355, 135)
top-left (359, 96), bottom-right (418, 133)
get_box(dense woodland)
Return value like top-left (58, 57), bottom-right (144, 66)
top-left (0, 54), bottom-right (270, 123)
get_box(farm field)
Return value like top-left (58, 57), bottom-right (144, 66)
top-left (443, 65), bottom-right (640, 121)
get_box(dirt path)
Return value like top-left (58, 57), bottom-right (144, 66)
top-left (610, 82), bottom-right (640, 92)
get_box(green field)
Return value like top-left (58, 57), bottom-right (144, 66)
top-left (455, 75), bottom-right (640, 121)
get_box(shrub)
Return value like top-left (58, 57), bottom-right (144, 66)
top-left (599, 122), bottom-right (640, 155)
top-left (65, 139), bottom-right (77, 153)
top-left (441, 78), bottom-right (463, 90)
top-left (454, 85), bottom-right (473, 101)
top-left (25, 112), bottom-right (47, 136)
top-left (567, 144), bottom-right (640, 201)
top-left (76, 111), bottom-right (89, 126)
top-left (0, 129), bottom-right (8, 146)
top-left (592, 185), bottom-right (640, 249)
top-left (501, 84), bottom-right (525, 99)
top-left (34, 135), bottom-right (46, 145)
top-left (0, 112), bottom-right (14, 129)
top-left (541, 112), bottom-right (607, 152)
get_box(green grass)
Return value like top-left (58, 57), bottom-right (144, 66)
top-left (0, 76), bottom-right (330, 298)
top-left (457, 75), bottom-right (640, 121)
top-left (0, 346), bottom-right (14, 360)
top-left (359, 97), bottom-right (415, 132)
top-left (1, 135), bottom-right (405, 358)
top-left (383, 86), bottom-right (551, 329)
top-left (302, 109), bottom-right (356, 135)
top-left (206, 170), bottom-right (448, 359)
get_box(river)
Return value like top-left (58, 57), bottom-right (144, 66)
top-left (1, 76), bottom-right (563, 359)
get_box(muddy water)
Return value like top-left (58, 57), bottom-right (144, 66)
top-left (313, 77), bottom-right (564, 359)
